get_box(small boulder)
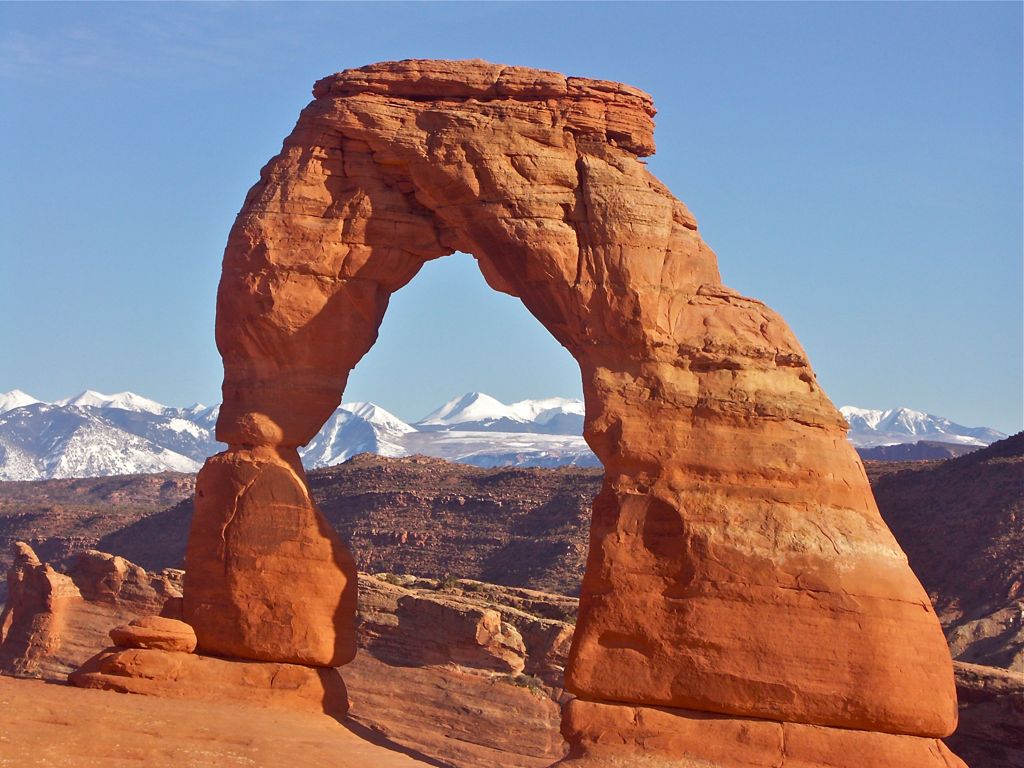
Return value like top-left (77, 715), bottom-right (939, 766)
top-left (109, 616), bottom-right (197, 653)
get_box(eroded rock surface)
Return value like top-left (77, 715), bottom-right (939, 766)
top-left (0, 675), bottom-right (426, 768)
top-left (946, 662), bottom-right (1024, 768)
top-left (559, 698), bottom-right (967, 768)
top-left (345, 652), bottom-right (565, 768)
top-left (70, 645), bottom-right (349, 719)
top-left (359, 575), bottom-right (527, 674)
top-left (0, 542), bottom-right (181, 678)
top-left (109, 615), bottom-right (198, 653)
top-left (184, 58), bottom-right (960, 762)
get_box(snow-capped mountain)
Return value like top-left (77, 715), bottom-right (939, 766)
top-left (55, 390), bottom-right (168, 415)
top-left (0, 402), bottom-right (202, 480)
top-left (416, 392), bottom-right (585, 435)
top-left (0, 389), bottom-right (596, 479)
top-left (0, 390), bottom-right (40, 414)
top-left (0, 389), bottom-right (1008, 480)
top-left (839, 406), bottom-right (1006, 448)
top-left (300, 402), bottom-right (416, 468)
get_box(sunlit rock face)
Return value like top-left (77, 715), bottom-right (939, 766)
top-left (184, 59), bottom-right (962, 765)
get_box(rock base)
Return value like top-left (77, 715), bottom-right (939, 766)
top-left (70, 647), bottom-right (349, 720)
top-left (557, 699), bottom-right (966, 768)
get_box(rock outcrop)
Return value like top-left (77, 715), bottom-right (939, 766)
top-left (109, 615), bottom-right (198, 653)
top-left (70, 642), bottom-right (349, 719)
top-left (358, 574), bottom-right (577, 686)
top-left (184, 59), bottom-right (962, 764)
top-left (0, 542), bottom-right (182, 678)
top-left (359, 575), bottom-right (527, 674)
top-left (345, 653), bottom-right (565, 768)
top-left (0, 543), bottom-right (571, 767)
top-left (946, 661), bottom-right (1024, 768)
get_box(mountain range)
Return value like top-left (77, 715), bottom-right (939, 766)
top-left (0, 389), bottom-right (1008, 480)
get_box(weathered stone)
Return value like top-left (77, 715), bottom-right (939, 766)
top-left (0, 542), bottom-right (181, 678)
top-left (559, 698), bottom-right (968, 768)
top-left (359, 576), bottom-right (526, 673)
top-left (187, 58), bottom-right (961, 761)
top-left (69, 647), bottom-right (349, 719)
top-left (109, 615), bottom-right (197, 653)
top-left (185, 447), bottom-right (357, 667)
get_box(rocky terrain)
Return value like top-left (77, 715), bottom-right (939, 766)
top-left (0, 456), bottom-right (598, 601)
top-left (1, 434), bottom-right (1021, 765)
top-left (1, 541), bottom-right (571, 767)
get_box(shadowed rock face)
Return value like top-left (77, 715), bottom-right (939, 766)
top-left (184, 59), bottom-right (961, 763)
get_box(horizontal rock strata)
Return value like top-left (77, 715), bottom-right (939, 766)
top-left (109, 615), bottom-right (197, 653)
top-left (559, 698), bottom-right (967, 768)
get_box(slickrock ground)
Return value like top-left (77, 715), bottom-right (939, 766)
top-left (0, 675), bottom-right (430, 768)
top-left (1, 544), bottom-right (573, 767)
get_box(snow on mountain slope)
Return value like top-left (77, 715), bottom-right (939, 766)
top-left (840, 406), bottom-right (1006, 448)
top-left (0, 390), bottom-right (40, 414)
top-left (507, 397), bottom-right (585, 435)
top-left (507, 397), bottom-right (584, 422)
top-left (416, 392), bottom-right (520, 429)
top-left (97, 407), bottom-right (218, 463)
top-left (300, 402), bottom-right (415, 469)
top-left (56, 390), bottom-right (169, 415)
top-left (402, 429), bottom-right (598, 468)
top-left (416, 392), bottom-right (585, 435)
top-left (185, 404), bottom-right (220, 431)
top-left (0, 404), bottom-right (200, 480)
top-left (0, 388), bottom-right (1009, 479)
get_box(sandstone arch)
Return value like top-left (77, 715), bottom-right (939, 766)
top-left (183, 61), bottom-right (963, 766)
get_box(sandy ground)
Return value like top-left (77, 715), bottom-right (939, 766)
top-left (0, 675), bottom-right (432, 768)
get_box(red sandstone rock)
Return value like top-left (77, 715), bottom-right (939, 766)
top-left (559, 698), bottom-right (968, 768)
top-left (359, 576), bottom-right (526, 673)
top-left (69, 647), bottom-right (349, 719)
top-left (0, 542), bottom-right (181, 678)
top-left (109, 615), bottom-right (197, 653)
top-left (191, 58), bottom-right (961, 761)
top-left (345, 652), bottom-right (565, 768)
top-left (184, 447), bottom-right (357, 666)
top-left (0, 675), bottom-right (427, 768)
top-left (70, 549), bottom-right (178, 611)
top-left (0, 542), bottom-right (77, 676)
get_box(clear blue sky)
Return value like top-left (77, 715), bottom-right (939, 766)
top-left (1, 2), bottom-right (1021, 432)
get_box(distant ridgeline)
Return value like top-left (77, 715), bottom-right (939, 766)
top-left (0, 389), bottom-right (1007, 480)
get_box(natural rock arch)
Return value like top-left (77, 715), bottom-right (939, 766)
top-left (183, 61), bottom-right (963, 766)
